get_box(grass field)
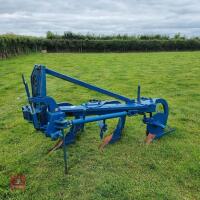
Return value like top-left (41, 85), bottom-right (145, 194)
top-left (0, 52), bottom-right (199, 200)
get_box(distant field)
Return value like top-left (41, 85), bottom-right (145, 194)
top-left (0, 52), bottom-right (199, 200)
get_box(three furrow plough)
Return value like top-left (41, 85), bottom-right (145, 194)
top-left (22, 65), bottom-right (174, 173)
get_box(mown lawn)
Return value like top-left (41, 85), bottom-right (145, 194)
top-left (0, 52), bottom-right (199, 200)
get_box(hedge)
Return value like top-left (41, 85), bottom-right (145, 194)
top-left (1, 34), bottom-right (200, 59)
top-left (0, 35), bottom-right (45, 59)
top-left (45, 39), bottom-right (200, 52)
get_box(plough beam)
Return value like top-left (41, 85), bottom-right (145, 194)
top-left (46, 68), bottom-right (133, 103)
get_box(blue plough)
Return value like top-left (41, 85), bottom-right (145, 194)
top-left (22, 64), bottom-right (174, 173)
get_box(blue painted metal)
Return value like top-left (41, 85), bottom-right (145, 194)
top-left (46, 68), bottom-right (133, 104)
top-left (21, 64), bottom-right (173, 173)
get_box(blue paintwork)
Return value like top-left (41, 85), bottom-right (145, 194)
top-left (46, 68), bottom-right (133, 104)
top-left (21, 64), bottom-right (172, 173)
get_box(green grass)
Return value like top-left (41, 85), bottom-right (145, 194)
top-left (0, 52), bottom-right (200, 200)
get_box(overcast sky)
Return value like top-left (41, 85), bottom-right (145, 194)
top-left (0, 0), bottom-right (200, 36)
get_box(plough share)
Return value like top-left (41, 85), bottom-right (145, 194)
top-left (22, 65), bottom-right (174, 173)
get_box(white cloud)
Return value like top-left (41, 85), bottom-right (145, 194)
top-left (0, 0), bottom-right (199, 36)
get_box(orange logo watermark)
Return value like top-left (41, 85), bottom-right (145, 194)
top-left (10, 175), bottom-right (26, 191)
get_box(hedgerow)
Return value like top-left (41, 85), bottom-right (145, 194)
top-left (0, 34), bottom-right (44, 59)
top-left (1, 33), bottom-right (200, 59)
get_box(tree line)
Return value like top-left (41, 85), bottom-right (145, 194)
top-left (46, 31), bottom-right (191, 40)
top-left (0, 32), bottom-right (200, 59)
